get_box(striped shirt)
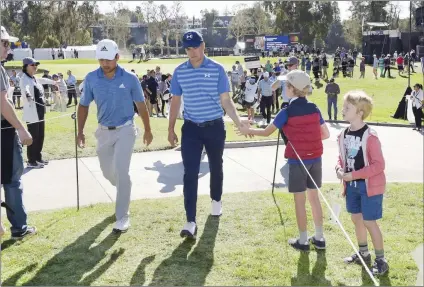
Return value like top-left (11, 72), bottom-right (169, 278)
top-left (258, 79), bottom-right (274, 97)
top-left (170, 56), bottom-right (230, 123)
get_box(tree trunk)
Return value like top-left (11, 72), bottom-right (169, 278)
top-left (166, 31), bottom-right (170, 55)
top-left (175, 33), bottom-right (179, 55)
top-left (147, 23), bottom-right (151, 45)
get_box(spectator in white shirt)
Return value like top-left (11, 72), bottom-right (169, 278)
top-left (66, 70), bottom-right (77, 106)
top-left (411, 83), bottom-right (423, 131)
top-left (243, 77), bottom-right (258, 123)
top-left (57, 73), bottom-right (68, 112)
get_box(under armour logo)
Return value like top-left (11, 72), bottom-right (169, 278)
top-left (101, 46), bottom-right (108, 51)
top-left (186, 34), bottom-right (193, 40)
top-left (204, 74), bottom-right (210, 77)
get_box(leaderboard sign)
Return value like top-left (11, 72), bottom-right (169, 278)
top-left (264, 35), bottom-right (289, 50)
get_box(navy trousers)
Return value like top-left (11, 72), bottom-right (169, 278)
top-left (181, 118), bottom-right (226, 222)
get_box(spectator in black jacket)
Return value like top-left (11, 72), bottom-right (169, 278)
top-left (325, 78), bottom-right (341, 120)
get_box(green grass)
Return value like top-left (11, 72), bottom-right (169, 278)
top-left (6, 56), bottom-right (423, 125)
top-left (1, 183), bottom-right (422, 286)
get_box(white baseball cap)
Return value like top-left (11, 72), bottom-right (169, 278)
top-left (96, 39), bottom-right (119, 60)
top-left (263, 72), bottom-right (270, 78)
top-left (285, 70), bottom-right (311, 91)
top-left (1, 26), bottom-right (18, 42)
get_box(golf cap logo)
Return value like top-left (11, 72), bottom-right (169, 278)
top-left (186, 33), bottom-right (193, 40)
top-left (101, 46), bottom-right (108, 51)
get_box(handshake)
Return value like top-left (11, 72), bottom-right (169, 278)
top-left (236, 120), bottom-right (254, 138)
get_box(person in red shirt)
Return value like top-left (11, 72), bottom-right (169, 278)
top-left (396, 54), bottom-right (404, 75)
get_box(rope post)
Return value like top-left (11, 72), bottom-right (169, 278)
top-left (71, 112), bottom-right (80, 211)
top-left (271, 131), bottom-right (281, 196)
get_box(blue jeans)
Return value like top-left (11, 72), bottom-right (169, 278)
top-left (181, 118), bottom-right (226, 222)
top-left (3, 134), bottom-right (28, 235)
top-left (327, 95), bottom-right (338, 120)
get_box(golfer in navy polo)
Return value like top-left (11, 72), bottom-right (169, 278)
top-left (168, 31), bottom-right (246, 239)
top-left (77, 39), bottom-right (153, 234)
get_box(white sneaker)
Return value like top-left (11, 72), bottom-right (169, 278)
top-left (180, 222), bottom-right (197, 239)
top-left (211, 200), bottom-right (222, 217)
top-left (113, 216), bottom-right (130, 233)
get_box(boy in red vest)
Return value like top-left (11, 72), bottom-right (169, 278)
top-left (335, 91), bottom-right (388, 275)
top-left (239, 70), bottom-right (330, 251)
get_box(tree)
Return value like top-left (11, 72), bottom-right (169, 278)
top-left (325, 2), bottom-right (349, 51)
top-left (264, 1), bottom-right (334, 45)
top-left (1, 1), bottom-right (98, 48)
top-left (223, 5), bottom-right (231, 16)
top-left (343, 18), bottom-right (362, 49)
top-left (158, 4), bottom-right (172, 55)
top-left (41, 35), bottom-right (60, 48)
top-left (228, 9), bottom-right (250, 41)
top-left (200, 9), bottom-right (219, 44)
top-left (141, 0), bottom-right (158, 46)
top-left (170, 1), bottom-right (185, 55)
top-left (309, 1), bottom-right (335, 46)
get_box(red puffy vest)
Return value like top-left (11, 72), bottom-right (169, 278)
top-left (282, 98), bottom-right (323, 160)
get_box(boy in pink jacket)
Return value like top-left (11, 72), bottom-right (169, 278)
top-left (335, 91), bottom-right (388, 276)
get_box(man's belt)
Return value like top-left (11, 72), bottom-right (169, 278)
top-left (185, 118), bottom-right (222, 128)
top-left (99, 120), bottom-right (133, 130)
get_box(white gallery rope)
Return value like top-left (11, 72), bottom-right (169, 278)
top-left (288, 141), bottom-right (380, 286)
top-left (1, 112), bottom-right (74, 130)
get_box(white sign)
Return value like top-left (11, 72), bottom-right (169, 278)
top-left (244, 56), bottom-right (261, 69)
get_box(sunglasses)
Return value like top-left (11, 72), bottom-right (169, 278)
top-left (28, 64), bottom-right (38, 67)
top-left (1, 40), bottom-right (10, 48)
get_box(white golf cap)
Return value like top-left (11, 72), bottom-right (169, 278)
top-left (1, 26), bottom-right (18, 42)
top-left (263, 72), bottom-right (269, 78)
top-left (285, 70), bottom-right (311, 91)
top-left (96, 39), bottom-right (119, 60)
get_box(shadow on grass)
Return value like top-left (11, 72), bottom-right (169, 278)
top-left (1, 238), bottom-right (18, 251)
top-left (314, 81), bottom-right (324, 89)
top-left (361, 265), bottom-right (392, 286)
top-left (16, 215), bottom-right (120, 285)
top-left (2, 263), bottom-right (38, 286)
top-left (291, 251), bottom-right (332, 286)
top-left (130, 255), bottom-right (156, 286)
top-left (148, 215), bottom-right (219, 286)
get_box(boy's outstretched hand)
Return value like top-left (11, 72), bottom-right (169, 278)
top-left (237, 122), bottom-right (253, 137)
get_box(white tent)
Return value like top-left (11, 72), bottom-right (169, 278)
top-left (33, 45), bottom-right (97, 60)
top-left (233, 42), bottom-right (246, 56)
top-left (34, 48), bottom-right (56, 60)
top-left (13, 48), bottom-right (32, 61)
top-left (64, 45), bottom-right (97, 59)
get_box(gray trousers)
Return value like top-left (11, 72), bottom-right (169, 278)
top-left (95, 124), bottom-right (137, 220)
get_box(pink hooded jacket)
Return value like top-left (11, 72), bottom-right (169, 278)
top-left (336, 126), bottom-right (386, 197)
